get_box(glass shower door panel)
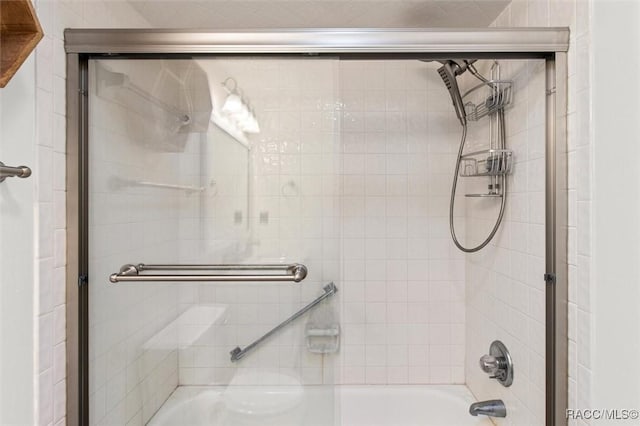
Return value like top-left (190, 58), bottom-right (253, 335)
top-left (88, 57), bottom-right (340, 425)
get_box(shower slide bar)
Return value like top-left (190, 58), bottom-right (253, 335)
top-left (109, 263), bottom-right (308, 283)
top-left (230, 282), bottom-right (338, 362)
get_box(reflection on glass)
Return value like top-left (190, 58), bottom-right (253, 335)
top-left (89, 58), bottom-right (339, 426)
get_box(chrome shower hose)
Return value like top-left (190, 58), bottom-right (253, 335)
top-left (449, 111), bottom-right (508, 253)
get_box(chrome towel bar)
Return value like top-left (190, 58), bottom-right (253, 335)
top-left (109, 263), bottom-right (308, 283)
top-left (230, 282), bottom-right (338, 362)
top-left (127, 180), bottom-right (205, 193)
top-left (0, 161), bottom-right (32, 183)
top-left (111, 176), bottom-right (206, 194)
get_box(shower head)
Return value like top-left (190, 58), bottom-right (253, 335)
top-left (437, 60), bottom-right (468, 126)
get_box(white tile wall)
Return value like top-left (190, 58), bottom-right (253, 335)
top-left (171, 59), bottom-right (468, 389)
top-left (336, 60), bottom-right (467, 385)
top-left (462, 58), bottom-right (548, 425)
top-left (175, 58), bottom-right (341, 387)
top-left (465, 1), bottom-right (593, 425)
top-left (32, 2), bottom-right (152, 425)
top-left (88, 59), bottom-right (207, 425)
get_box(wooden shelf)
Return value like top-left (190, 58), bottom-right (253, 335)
top-left (0, 0), bottom-right (43, 88)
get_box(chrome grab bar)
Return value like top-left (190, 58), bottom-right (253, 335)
top-left (0, 161), bottom-right (32, 183)
top-left (230, 282), bottom-right (338, 362)
top-left (109, 263), bottom-right (308, 283)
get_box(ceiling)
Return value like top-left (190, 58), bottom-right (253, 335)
top-left (127, 0), bottom-right (511, 29)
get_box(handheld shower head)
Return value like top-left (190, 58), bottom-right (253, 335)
top-left (437, 61), bottom-right (467, 126)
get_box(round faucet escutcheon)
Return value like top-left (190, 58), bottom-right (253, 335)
top-left (478, 340), bottom-right (513, 387)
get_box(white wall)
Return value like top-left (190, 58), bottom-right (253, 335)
top-left (592, 0), bottom-right (640, 422)
top-left (0, 56), bottom-right (37, 426)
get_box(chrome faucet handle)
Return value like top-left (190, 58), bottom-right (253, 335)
top-left (479, 354), bottom-right (500, 373)
top-left (478, 340), bottom-right (514, 387)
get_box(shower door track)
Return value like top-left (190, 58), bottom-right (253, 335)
top-left (65, 28), bottom-right (569, 426)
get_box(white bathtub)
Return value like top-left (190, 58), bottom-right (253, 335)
top-left (148, 384), bottom-right (493, 426)
top-left (338, 385), bottom-right (493, 426)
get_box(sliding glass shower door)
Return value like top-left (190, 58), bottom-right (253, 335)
top-left (85, 53), bottom-right (552, 426)
top-left (87, 58), bottom-right (341, 425)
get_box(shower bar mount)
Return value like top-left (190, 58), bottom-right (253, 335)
top-left (230, 282), bottom-right (338, 362)
top-left (109, 263), bottom-right (308, 283)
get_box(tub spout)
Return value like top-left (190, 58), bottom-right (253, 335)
top-left (469, 399), bottom-right (507, 418)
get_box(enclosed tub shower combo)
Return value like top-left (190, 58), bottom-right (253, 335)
top-left (65, 28), bottom-right (569, 426)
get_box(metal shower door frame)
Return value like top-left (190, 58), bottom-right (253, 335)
top-left (65, 28), bottom-right (569, 426)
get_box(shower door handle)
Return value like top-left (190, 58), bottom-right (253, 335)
top-left (109, 263), bottom-right (308, 283)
